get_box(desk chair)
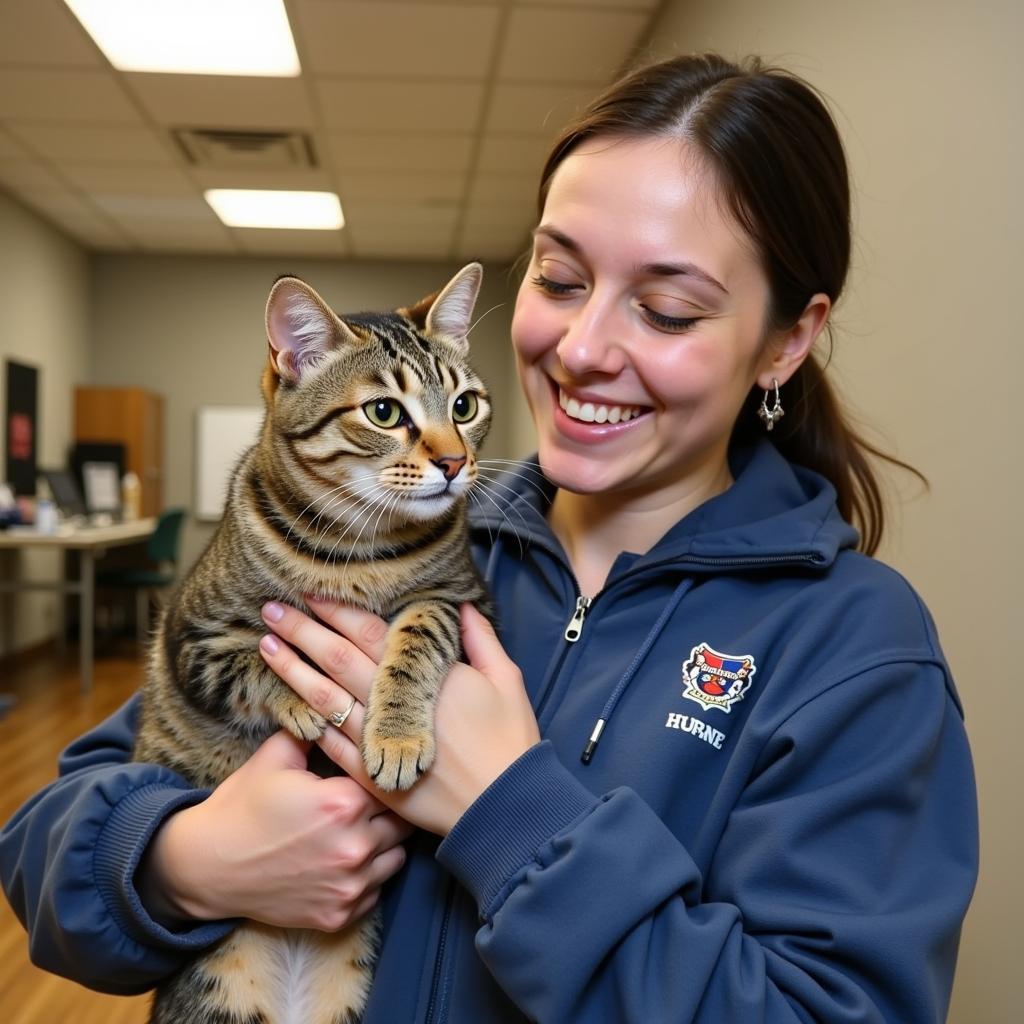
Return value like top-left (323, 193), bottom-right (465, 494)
top-left (97, 507), bottom-right (186, 645)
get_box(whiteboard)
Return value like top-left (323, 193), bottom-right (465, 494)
top-left (195, 406), bottom-right (264, 520)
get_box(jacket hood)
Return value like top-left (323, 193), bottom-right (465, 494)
top-left (471, 441), bottom-right (859, 573)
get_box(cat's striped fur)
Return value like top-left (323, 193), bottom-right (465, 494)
top-left (134, 263), bottom-right (491, 1024)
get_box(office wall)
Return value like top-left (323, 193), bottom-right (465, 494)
top-left (0, 193), bottom-right (91, 659)
top-left (90, 254), bottom-right (522, 572)
top-left (640, 1), bottom-right (1019, 1020)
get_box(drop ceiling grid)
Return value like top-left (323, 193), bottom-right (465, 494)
top-left (0, 0), bottom-right (659, 260)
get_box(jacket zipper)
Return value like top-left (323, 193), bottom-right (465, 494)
top-left (425, 878), bottom-right (457, 1024)
top-left (531, 551), bottom-right (823, 725)
top-left (563, 595), bottom-right (592, 642)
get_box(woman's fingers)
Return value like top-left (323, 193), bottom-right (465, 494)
top-left (258, 629), bottom-right (366, 741)
top-left (261, 600), bottom-right (375, 704)
top-left (306, 596), bottom-right (389, 663)
top-left (317, 718), bottom-right (378, 790)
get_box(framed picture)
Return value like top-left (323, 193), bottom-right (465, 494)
top-left (4, 360), bottom-right (39, 497)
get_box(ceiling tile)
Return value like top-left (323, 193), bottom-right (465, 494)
top-left (477, 134), bottom-right (551, 174)
top-left (0, 159), bottom-right (72, 195)
top-left (234, 228), bottom-right (349, 258)
top-left (498, 7), bottom-right (649, 83)
top-left (460, 200), bottom-right (536, 232)
top-left (60, 163), bottom-right (197, 196)
top-left (315, 79), bottom-right (485, 134)
top-left (457, 218), bottom-right (531, 262)
top-left (343, 201), bottom-right (458, 235)
top-left (515, 0), bottom-right (658, 9)
top-left (90, 194), bottom-right (222, 226)
top-left (124, 74), bottom-right (315, 129)
top-left (350, 233), bottom-right (455, 262)
top-left (191, 166), bottom-right (336, 191)
top-left (132, 230), bottom-right (238, 254)
top-left (12, 190), bottom-right (131, 249)
top-left (339, 171), bottom-right (463, 204)
top-left (485, 82), bottom-right (596, 135)
top-left (328, 133), bottom-right (473, 173)
top-left (0, 129), bottom-right (33, 161)
top-left (296, 1), bottom-right (500, 78)
top-left (468, 172), bottom-right (537, 209)
top-left (7, 122), bottom-right (172, 163)
top-left (0, 69), bottom-right (141, 122)
top-left (0, 0), bottom-right (104, 68)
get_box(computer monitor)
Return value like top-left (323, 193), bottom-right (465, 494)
top-left (40, 469), bottom-right (88, 518)
top-left (81, 461), bottom-right (121, 514)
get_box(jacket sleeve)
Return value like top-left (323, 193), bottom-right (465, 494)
top-left (436, 660), bottom-right (978, 1023)
top-left (0, 695), bottom-right (234, 995)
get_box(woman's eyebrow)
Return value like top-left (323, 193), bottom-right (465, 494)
top-left (534, 224), bottom-right (728, 295)
top-left (534, 224), bottom-right (581, 254)
top-left (637, 261), bottom-right (729, 295)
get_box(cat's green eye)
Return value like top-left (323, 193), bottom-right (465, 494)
top-left (452, 391), bottom-right (479, 424)
top-left (364, 398), bottom-right (405, 429)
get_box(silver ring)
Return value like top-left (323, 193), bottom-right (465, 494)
top-left (327, 695), bottom-right (356, 729)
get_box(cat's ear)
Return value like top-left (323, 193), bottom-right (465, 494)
top-left (265, 276), bottom-right (361, 383)
top-left (410, 262), bottom-right (482, 355)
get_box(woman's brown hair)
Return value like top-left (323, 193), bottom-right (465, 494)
top-left (537, 53), bottom-right (923, 555)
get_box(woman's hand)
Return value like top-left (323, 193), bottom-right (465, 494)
top-left (258, 599), bottom-right (541, 836)
top-left (136, 729), bottom-right (412, 932)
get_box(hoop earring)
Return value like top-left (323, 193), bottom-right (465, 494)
top-left (758, 378), bottom-right (784, 432)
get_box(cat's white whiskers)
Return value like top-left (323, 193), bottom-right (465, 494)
top-left (469, 481), bottom-right (530, 558)
top-left (466, 301), bottom-right (506, 338)
top-left (311, 479), bottom-right (391, 549)
top-left (474, 470), bottom-right (550, 522)
top-left (285, 482), bottom-right (350, 543)
top-left (318, 484), bottom-right (392, 571)
top-left (333, 488), bottom-right (396, 578)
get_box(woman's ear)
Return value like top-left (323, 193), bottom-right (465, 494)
top-left (756, 292), bottom-right (831, 390)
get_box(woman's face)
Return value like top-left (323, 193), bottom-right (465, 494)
top-left (512, 135), bottom-right (785, 502)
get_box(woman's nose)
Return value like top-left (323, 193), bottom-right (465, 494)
top-left (555, 302), bottom-right (627, 377)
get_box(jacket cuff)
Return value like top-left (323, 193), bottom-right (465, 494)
top-left (93, 782), bottom-right (235, 950)
top-left (437, 741), bottom-right (599, 918)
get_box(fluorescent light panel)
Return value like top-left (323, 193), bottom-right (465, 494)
top-left (205, 190), bottom-right (345, 230)
top-left (64, 0), bottom-right (301, 76)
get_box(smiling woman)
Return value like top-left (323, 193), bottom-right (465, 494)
top-left (0, 52), bottom-right (976, 1024)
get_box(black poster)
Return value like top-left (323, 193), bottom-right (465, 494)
top-left (4, 360), bottom-right (39, 496)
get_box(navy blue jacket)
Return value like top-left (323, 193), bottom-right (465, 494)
top-left (1, 442), bottom-right (978, 1022)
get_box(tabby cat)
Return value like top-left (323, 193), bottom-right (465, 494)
top-left (134, 262), bottom-right (492, 1024)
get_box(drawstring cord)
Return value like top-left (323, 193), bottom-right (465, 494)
top-left (580, 577), bottom-right (695, 765)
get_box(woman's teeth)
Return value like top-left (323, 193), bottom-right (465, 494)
top-left (559, 388), bottom-right (643, 424)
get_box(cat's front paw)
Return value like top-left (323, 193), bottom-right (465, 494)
top-left (273, 691), bottom-right (327, 741)
top-left (362, 729), bottom-right (435, 792)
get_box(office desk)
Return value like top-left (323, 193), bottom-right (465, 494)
top-left (0, 518), bottom-right (156, 692)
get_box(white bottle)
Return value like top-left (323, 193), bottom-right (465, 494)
top-left (36, 498), bottom-right (58, 534)
top-left (121, 472), bottom-right (141, 520)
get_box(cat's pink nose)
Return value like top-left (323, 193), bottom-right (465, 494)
top-left (432, 455), bottom-right (467, 482)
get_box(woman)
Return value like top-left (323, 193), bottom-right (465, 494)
top-left (1, 54), bottom-right (976, 1022)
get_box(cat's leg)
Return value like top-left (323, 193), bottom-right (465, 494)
top-left (235, 646), bottom-right (328, 741)
top-left (362, 599), bottom-right (461, 791)
top-left (150, 917), bottom-right (378, 1024)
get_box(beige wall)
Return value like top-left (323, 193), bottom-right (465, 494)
top-left (0, 192), bottom-right (91, 659)
top-left (641, 0), bottom-right (1020, 1019)
top-left (90, 254), bottom-right (521, 572)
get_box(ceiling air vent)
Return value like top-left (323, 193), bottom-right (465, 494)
top-left (173, 128), bottom-right (317, 170)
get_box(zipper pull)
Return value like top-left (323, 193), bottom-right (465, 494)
top-left (564, 595), bottom-right (592, 642)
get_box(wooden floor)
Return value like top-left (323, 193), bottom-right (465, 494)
top-left (0, 642), bottom-right (152, 1024)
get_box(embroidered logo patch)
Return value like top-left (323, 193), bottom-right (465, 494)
top-left (681, 643), bottom-right (756, 713)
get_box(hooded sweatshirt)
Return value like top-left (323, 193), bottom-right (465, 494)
top-left (1, 441), bottom-right (978, 1022)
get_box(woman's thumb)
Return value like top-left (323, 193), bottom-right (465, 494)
top-left (460, 604), bottom-right (510, 677)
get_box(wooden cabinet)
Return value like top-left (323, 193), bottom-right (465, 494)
top-left (74, 388), bottom-right (164, 517)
